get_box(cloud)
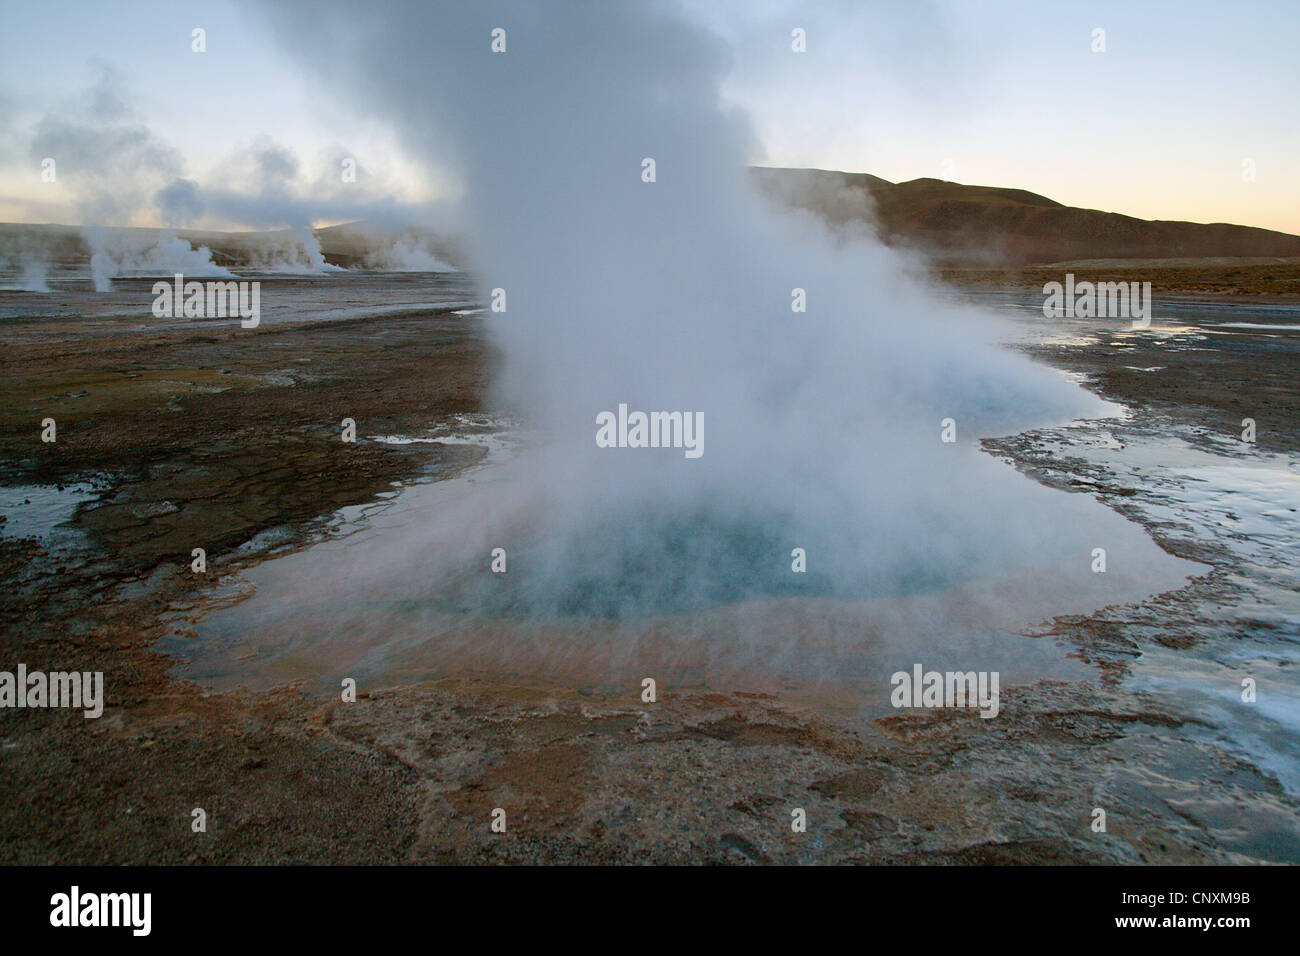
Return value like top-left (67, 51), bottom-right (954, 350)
top-left (28, 64), bottom-right (183, 225)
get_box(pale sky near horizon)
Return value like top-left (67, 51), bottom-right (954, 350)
top-left (1, 0), bottom-right (1297, 233)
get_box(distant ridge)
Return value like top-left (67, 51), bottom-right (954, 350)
top-left (751, 166), bottom-right (1300, 268)
top-left (7, 169), bottom-right (1300, 275)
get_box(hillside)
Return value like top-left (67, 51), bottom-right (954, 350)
top-left (6, 168), bottom-right (1300, 283)
top-left (751, 167), bottom-right (1300, 268)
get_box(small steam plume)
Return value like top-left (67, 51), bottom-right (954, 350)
top-left (235, 227), bottom-right (344, 274)
top-left (364, 236), bottom-right (459, 272)
top-left (0, 234), bottom-right (55, 292)
top-left (18, 260), bottom-right (50, 293)
top-left (85, 228), bottom-right (235, 289)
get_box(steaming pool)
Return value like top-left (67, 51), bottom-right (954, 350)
top-left (165, 410), bottom-right (1206, 714)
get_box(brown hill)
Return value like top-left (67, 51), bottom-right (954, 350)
top-left (7, 170), bottom-right (1300, 278)
top-left (751, 166), bottom-right (1300, 268)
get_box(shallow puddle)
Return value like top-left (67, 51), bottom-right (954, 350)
top-left (0, 481), bottom-right (102, 545)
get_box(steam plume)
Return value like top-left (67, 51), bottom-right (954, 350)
top-left (236, 2), bottom-right (1197, 675)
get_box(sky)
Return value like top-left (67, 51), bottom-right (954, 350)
top-left (0, 0), bottom-right (1297, 234)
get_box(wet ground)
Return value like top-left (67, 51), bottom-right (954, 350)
top-left (1, 276), bottom-right (1297, 864)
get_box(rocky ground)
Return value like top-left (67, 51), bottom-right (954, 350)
top-left (1, 285), bottom-right (1296, 864)
top-left (0, 302), bottom-right (485, 863)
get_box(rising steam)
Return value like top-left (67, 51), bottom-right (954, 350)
top-left (188, 0), bottom-right (1201, 691)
